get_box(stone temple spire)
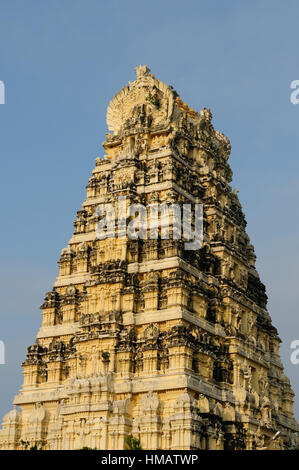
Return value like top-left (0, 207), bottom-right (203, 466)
top-left (0, 67), bottom-right (297, 450)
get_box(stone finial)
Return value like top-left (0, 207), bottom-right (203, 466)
top-left (135, 65), bottom-right (150, 80)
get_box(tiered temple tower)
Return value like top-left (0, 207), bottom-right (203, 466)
top-left (0, 66), bottom-right (297, 450)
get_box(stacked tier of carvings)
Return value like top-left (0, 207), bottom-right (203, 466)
top-left (0, 66), bottom-right (297, 450)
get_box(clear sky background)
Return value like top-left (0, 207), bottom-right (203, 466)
top-left (0, 0), bottom-right (299, 423)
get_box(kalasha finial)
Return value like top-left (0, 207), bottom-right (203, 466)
top-left (135, 65), bottom-right (151, 80)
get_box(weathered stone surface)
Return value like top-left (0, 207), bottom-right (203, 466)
top-left (0, 66), bottom-right (297, 450)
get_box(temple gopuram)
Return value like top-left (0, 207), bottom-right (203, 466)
top-left (0, 66), bottom-right (297, 450)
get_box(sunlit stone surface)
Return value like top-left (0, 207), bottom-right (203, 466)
top-left (0, 67), bottom-right (297, 450)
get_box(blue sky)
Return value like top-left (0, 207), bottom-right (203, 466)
top-left (0, 0), bottom-right (299, 422)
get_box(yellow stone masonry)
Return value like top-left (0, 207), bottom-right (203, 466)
top-left (0, 66), bottom-right (297, 450)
